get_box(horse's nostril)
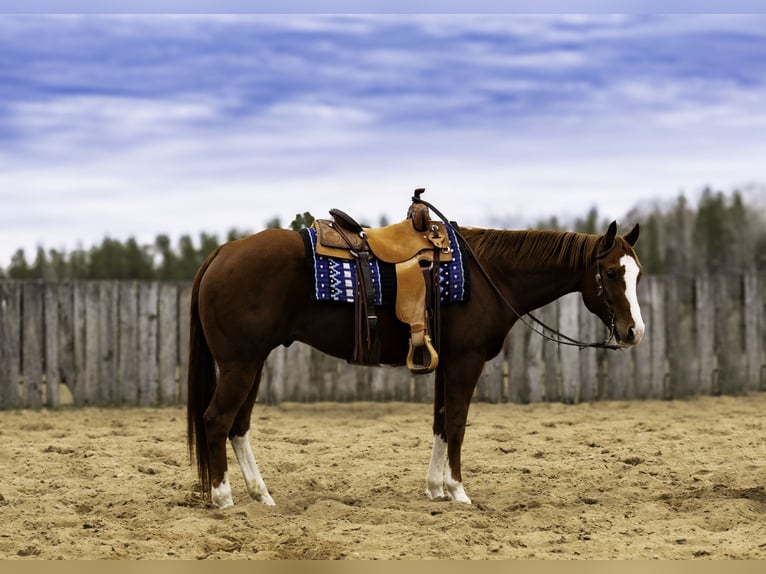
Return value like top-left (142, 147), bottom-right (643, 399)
top-left (627, 326), bottom-right (636, 341)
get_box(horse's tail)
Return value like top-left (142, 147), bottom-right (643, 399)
top-left (186, 245), bottom-right (222, 497)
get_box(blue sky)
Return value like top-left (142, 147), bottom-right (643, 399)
top-left (1, 13), bottom-right (765, 266)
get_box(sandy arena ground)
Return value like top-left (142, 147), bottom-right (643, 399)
top-left (1, 394), bottom-right (766, 560)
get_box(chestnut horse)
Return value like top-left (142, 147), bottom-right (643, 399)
top-left (187, 219), bottom-right (643, 508)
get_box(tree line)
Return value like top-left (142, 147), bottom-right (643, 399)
top-left (2, 190), bottom-right (765, 280)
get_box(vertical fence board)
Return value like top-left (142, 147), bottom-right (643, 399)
top-left (694, 276), bottom-right (715, 396)
top-left (410, 368), bottom-right (434, 403)
top-left (477, 353), bottom-right (504, 403)
top-left (506, 325), bottom-right (529, 403)
top-left (138, 282), bottom-right (159, 405)
top-left (649, 277), bottom-right (668, 399)
top-left (632, 276), bottom-right (653, 399)
top-left (605, 348), bottom-right (634, 400)
top-left (21, 282), bottom-right (44, 408)
top-left (72, 282), bottom-right (87, 406)
top-left (83, 282), bottom-right (101, 406)
top-left (578, 307), bottom-right (600, 402)
top-left (743, 272), bottom-right (762, 392)
top-left (178, 285), bottom-right (191, 405)
top-left (57, 283), bottom-right (75, 402)
top-left (44, 283), bottom-right (60, 408)
top-left (98, 282), bottom-right (119, 405)
top-left (282, 343), bottom-right (315, 402)
top-left (714, 275), bottom-right (746, 395)
top-left (0, 282), bottom-right (21, 408)
top-left (558, 294), bottom-right (581, 404)
top-left (526, 325), bottom-right (545, 403)
top-left (261, 346), bottom-right (286, 405)
top-left (664, 276), bottom-right (696, 398)
top-left (118, 282), bottom-right (139, 404)
top-left (540, 303), bottom-right (560, 402)
top-left (158, 283), bottom-right (179, 404)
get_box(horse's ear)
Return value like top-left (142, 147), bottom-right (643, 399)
top-left (623, 223), bottom-right (640, 247)
top-left (601, 220), bottom-right (618, 252)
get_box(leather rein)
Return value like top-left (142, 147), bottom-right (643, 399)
top-left (412, 196), bottom-right (622, 351)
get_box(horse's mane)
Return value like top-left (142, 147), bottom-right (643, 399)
top-left (460, 228), bottom-right (603, 271)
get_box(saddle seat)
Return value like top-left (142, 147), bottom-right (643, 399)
top-left (313, 216), bottom-right (452, 264)
top-left (310, 197), bottom-right (451, 374)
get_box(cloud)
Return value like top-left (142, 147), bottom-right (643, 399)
top-left (1, 14), bottom-right (766, 266)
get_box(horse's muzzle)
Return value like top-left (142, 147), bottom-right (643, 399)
top-left (616, 323), bottom-right (644, 347)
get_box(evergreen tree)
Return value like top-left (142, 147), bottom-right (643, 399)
top-left (7, 249), bottom-right (32, 279)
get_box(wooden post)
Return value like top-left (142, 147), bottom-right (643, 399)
top-left (98, 282), bottom-right (119, 405)
top-left (261, 346), bottom-right (286, 404)
top-left (44, 283), bottom-right (60, 408)
top-left (282, 342), bottom-right (314, 402)
top-left (695, 276), bottom-right (715, 396)
top-left (56, 282), bottom-right (75, 404)
top-left (21, 282), bottom-right (44, 408)
top-left (540, 303), bottom-right (560, 402)
top-left (664, 276), bottom-right (695, 398)
top-left (578, 301), bottom-right (600, 402)
top-left (647, 277), bottom-right (667, 399)
top-left (631, 276), bottom-right (653, 399)
top-left (138, 282), bottom-right (159, 406)
top-left (118, 281), bottom-right (139, 404)
top-left (526, 323), bottom-right (545, 403)
top-left (158, 283), bottom-right (179, 404)
top-left (178, 283), bottom-right (192, 405)
top-left (477, 352), bottom-right (504, 403)
top-left (558, 293), bottom-right (581, 404)
top-left (0, 282), bottom-right (21, 409)
top-left (713, 275), bottom-right (745, 394)
top-left (743, 272), bottom-right (762, 392)
top-left (72, 282), bottom-right (87, 405)
top-left (83, 281), bottom-right (101, 405)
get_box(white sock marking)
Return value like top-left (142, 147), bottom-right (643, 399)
top-left (211, 471), bottom-right (234, 509)
top-left (425, 434), bottom-right (472, 503)
top-left (445, 466), bottom-right (472, 504)
top-left (425, 434), bottom-right (447, 499)
top-left (620, 254), bottom-right (645, 344)
top-left (230, 432), bottom-right (275, 506)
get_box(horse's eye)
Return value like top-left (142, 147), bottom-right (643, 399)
top-left (605, 269), bottom-right (618, 280)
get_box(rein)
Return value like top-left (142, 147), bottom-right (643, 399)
top-left (412, 195), bottom-right (621, 351)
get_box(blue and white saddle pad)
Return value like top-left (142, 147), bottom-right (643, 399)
top-left (300, 224), bottom-right (468, 306)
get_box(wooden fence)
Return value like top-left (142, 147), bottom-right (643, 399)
top-left (0, 275), bottom-right (764, 409)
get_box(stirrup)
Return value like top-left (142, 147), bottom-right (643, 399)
top-left (406, 335), bottom-right (439, 375)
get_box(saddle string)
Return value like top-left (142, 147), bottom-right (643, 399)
top-left (412, 196), bottom-right (621, 351)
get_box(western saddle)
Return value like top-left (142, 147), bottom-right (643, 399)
top-left (311, 189), bottom-right (452, 374)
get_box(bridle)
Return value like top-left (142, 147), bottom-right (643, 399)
top-left (413, 195), bottom-right (622, 351)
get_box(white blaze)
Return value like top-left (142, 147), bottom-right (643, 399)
top-left (621, 254), bottom-right (645, 343)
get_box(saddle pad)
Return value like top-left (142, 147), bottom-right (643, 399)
top-left (301, 225), bottom-right (469, 305)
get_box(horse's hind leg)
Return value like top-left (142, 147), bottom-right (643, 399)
top-left (203, 361), bottom-right (260, 509)
top-left (228, 364), bottom-right (275, 506)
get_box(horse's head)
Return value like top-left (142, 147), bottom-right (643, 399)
top-left (581, 221), bottom-right (645, 347)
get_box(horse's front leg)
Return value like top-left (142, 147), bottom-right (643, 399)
top-left (425, 358), bottom-right (483, 503)
top-left (425, 369), bottom-right (448, 500)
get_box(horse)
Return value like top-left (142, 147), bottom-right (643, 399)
top-left (186, 216), bottom-right (644, 508)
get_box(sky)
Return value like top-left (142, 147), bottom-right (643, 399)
top-left (1, 12), bottom-right (766, 267)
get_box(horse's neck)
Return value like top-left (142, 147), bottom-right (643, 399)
top-left (508, 264), bottom-right (585, 314)
top-left (467, 228), bottom-right (590, 315)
